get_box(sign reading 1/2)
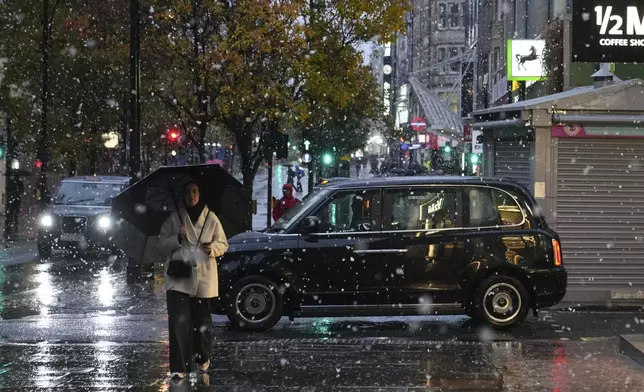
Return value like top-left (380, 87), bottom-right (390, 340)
top-left (594, 6), bottom-right (644, 42)
top-left (572, 0), bottom-right (644, 63)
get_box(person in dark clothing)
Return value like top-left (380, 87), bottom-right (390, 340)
top-left (5, 175), bottom-right (23, 240)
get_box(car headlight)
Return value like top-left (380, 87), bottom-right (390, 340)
top-left (98, 216), bottom-right (111, 229)
top-left (39, 214), bottom-right (54, 228)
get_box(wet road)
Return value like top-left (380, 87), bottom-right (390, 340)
top-left (2, 249), bottom-right (644, 390)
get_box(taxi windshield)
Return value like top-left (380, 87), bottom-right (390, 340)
top-left (54, 182), bottom-right (125, 206)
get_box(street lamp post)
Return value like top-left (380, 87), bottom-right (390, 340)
top-left (129, 0), bottom-right (141, 185)
top-left (37, 0), bottom-right (52, 208)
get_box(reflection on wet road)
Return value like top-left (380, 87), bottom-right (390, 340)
top-left (1, 250), bottom-right (644, 390)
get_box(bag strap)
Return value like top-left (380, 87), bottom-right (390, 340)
top-left (193, 208), bottom-right (210, 252)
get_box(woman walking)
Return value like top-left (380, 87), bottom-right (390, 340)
top-left (159, 181), bottom-right (228, 382)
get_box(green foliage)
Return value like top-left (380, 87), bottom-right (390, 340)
top-left (0, 0), bottom-right (410, 190)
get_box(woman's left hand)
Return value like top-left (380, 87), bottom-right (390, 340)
top-left (200, 243), bottom-right (212, 256)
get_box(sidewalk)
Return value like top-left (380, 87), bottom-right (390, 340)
top-left (0, 213), bottom-right (37, 245)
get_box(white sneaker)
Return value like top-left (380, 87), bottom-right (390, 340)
top-left (198, 360), bottom-right (210, 373)
top-left (170, 372), bottom-right (186, 382)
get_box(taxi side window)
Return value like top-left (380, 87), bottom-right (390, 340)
top-left (385, 188), bottom-right (459, 231)
top-left (466, 187), bottom-right (526, 227)
top-left (310, 190), bottom-right (380, 233)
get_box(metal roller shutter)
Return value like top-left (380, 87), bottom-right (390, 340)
top-left (493, 139), bottom-right (532, 191)
top-left (556, 138), bottom-right (644, 289)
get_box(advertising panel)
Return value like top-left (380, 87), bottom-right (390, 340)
top-left (572, 0), bottom-right (644, 62)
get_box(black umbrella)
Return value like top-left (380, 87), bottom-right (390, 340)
top-left (112, 164), bottom-right (250, 264)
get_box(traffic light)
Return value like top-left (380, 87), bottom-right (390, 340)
top-left (443, 143), bottom-right (452, 153)
top-left (470, 153), bottom-right (480, 164)
top-left (167, 128), bottom-right (180, 143)
top-left (0, 145), bottom-right (4, 159)
top-left (322, 152), bottom-right (333, 165)
top-left (34, 159), bottom-right (43, 169)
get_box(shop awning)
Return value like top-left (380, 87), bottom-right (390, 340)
top-left (408, 76), bottom-right (463, 139)
top-left (472, 78), bottom-right (644, 118)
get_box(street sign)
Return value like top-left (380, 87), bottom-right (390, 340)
top-left (411, 117), bottom-right (427, 131)
top-left (409, 144), bottom-right (422, 150)
top-left (400, 143), bottom-right (409, 151)
top-left (472, 130), bottom-right (483, 154)
top-left (302, 153), bottom-right (312, 163)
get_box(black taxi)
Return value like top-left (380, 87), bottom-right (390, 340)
top-left (216, 176), bottom-right (567, 330)
top-left (37, 176), bottom-right (130, 258)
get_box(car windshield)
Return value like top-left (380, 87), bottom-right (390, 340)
top-left (54, 182), bottom-right (125, 206)
top-left (271, 187), bottom-right (326, 231)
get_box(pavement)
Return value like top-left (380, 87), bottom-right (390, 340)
top-left (2, 167), bottom-right (644, 390)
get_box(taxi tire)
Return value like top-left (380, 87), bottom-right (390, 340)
top-left (474, 275), bottom-right (529, 328)
top-left (227, 275), bottom-right (283, 331)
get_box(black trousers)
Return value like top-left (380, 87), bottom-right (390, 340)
top-left (166, 290), bottom-right (213, 374)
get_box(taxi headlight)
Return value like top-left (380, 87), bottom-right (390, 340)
top-left (39, 214), bottom-right (54, 228)
top-left (98, 216), bottom-right (111, 229)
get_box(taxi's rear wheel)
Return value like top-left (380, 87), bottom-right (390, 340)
top-left (227, 275), bottom-right (283, 331)
top-left (475, 275), bottom-right (529, 328)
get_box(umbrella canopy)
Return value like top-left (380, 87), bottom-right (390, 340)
top-left (112, 164), bottom-right (250, 264)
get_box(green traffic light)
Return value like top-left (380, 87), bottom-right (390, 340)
top-left (322, 153), bottom-right (333, 165)
top-left (470, 154), bottom-right (479, 164)
top-left (0, 148), bottom-right (4, 158)
top-left (444, 146), bottom-right (452, 153)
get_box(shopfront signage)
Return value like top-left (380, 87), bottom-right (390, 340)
top-left (506, 40), bottom-right (546, 81)
top-left (552, 124), bottom-right (644, 137)
top-left (573, 0), bottom-right (644, 62)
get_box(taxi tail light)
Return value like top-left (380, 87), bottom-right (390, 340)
top-left (552, 239), bottom-right (563, 267)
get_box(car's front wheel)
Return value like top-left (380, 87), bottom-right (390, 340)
top-left (227, 275), bottom-right (283, 331)
top-left (474, 275), bottom-right (529, 328)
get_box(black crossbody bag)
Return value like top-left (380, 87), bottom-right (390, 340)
top-left (166, 210), bottom-right (210, 278)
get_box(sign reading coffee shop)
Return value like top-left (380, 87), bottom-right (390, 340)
top-left (573, 0), bottom-right (644, 62)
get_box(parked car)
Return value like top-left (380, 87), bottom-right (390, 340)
top-left (215, 176), bottom-right (567, 331)
top-left (37, 176), bottom-right (130, 258)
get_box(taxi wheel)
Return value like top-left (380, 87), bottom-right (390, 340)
top-left (227, 275), bottom-right (283, 331)
top-left (474, 275), bottom-right (529, 328)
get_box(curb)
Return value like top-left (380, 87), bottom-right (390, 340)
top-left (620, 335), bottom-right (644, 367)
top-left (550, 302), bottom-right (644, 312)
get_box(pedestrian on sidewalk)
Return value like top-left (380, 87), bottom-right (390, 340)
top-left (158, 181), bottom-right (229, 383)
top-left (272, 183), bottom-right (300, 222)
top-left (5, 174), bottom-right (23, 240)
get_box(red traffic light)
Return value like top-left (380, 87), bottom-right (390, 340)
top-left (167, 128), bottom-right (180, 142)
top-left (34, 159), bottom-right (43, 169)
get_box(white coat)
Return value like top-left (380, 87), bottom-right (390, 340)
top-left (159, 207), bottom-right (229, 298)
